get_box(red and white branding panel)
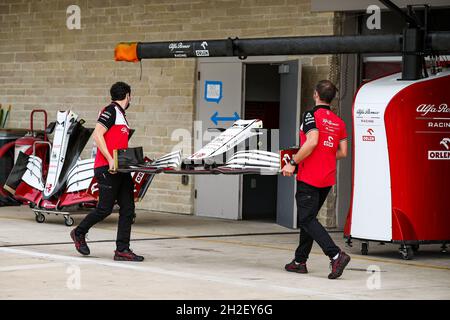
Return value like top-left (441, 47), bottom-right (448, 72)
top-left (385, 73), bottom-right (450, 241)
top-left (347, 70), bottom-right (450, 242)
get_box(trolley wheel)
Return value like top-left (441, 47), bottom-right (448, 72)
top-left (411, 244), bottom-right (420, 253)
top-left (400, 245), bottom-right (414, 260)
top-left (64, 216), bottom-right (74, 227)
top-left (35, 213), bottom-right (45, 223)
top-left (361, 242), bottom-right (369, 255)
top-left (132, 214), bottom-right (136, 225)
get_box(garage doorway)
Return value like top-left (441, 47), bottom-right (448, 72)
top-left (195, 57), bottom-right (301, 228)
top-left (242, 64), bottom-right (280, 221)
top-left (241, 60), bottom-right (302, 228)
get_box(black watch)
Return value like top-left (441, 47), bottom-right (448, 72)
top-left (289, 159), bottom-right (297, 166)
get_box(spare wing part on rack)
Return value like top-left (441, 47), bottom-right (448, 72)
top-left (113, 152), bottom-right (161, 202)
top-left (217, 150), bottom-right (280, 175)
top-left (114, 147), bottom-right (144, 168)
top-left (115, 147), bottom-right (182, 174)
top-left (65, 158), bottom-right (95, 194)
top-left (53, 158), bottom-right (97, 209)
top-left (2, 110), bottom-right (162, 226)
top-left (52, 119), bottom-right (94, 199)
top-left (183, 119), bottom-right (263, 168)
top-left (118, 149), bottom-right (293, 176)
top-left (4, 152), bottom-right (45, 204)
top-left (4, 153), bottom-right (42, 194)
top-left (43, 110), bottom-right (78, 199)
top-left (114, 122), bottom-right (301, 176)
top-left (4, 110), bottom-right (94, 203)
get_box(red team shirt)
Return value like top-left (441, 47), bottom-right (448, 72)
top-left (296, 105), bottom-right (347, 188)
top-left (94, 102), bottom-right (130, 169)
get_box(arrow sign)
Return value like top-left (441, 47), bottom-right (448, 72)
top-left (211, 112), bottom-right (240, 125)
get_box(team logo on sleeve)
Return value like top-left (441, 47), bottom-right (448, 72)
top-left (100, 110), bottom-right (111, 119)
top-left (305, 113), bottom-right (315, 125)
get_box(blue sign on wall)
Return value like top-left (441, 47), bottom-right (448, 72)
top-left (204, 81), bottom-right (223, 104)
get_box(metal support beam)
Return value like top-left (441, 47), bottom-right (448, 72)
top-left (115, 32), bottom-right (450, 62)
top-left (402, 28), bottom-right (424, 80)
top-left (113, 0), bottom-right (449, 80)
top-left (379, 0), bottom-right (420, 27)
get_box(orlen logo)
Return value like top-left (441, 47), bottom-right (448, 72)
top-left (323, 136), bottom-right (334, 148)
top-left (121, 127), bottom-right (129, 134)
top-left (428, 138), bottom-right (450, 160)
top-left (362, 128), bottom-right (376, 141)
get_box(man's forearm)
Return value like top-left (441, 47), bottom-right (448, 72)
top-left (336, 141), bottom-right (348, 160)
top-left (293, 142), bottom-right (316, 164)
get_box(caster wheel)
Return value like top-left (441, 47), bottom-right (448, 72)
top-left (64, 216), bottom-right (74, 227)
top-left (411, 244), bottom-right (420, 253)
top-left (132, 215), bottom-right (136, 224)
top-left (400, 245), bottom-right (414, 260)
top-left (35, 213), bottom-right (45, 223)
top-left (361, 242), bottom-right (369, 255)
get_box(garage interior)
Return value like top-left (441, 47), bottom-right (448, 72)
top-left (242, 63), bottom-right (280, 222)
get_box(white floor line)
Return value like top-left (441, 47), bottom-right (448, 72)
top-left (0, 247), bottom-right (363, 300)
top-left (0, 262), bottom-right (66, 272)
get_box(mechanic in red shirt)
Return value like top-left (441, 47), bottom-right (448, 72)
top-left (70, 82), bottom-right (144, 262)
top-left (282, 80), bottom-right (350, 279)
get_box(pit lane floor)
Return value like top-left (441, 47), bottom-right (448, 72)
top-left (0, 206), bottom-right (448, 300)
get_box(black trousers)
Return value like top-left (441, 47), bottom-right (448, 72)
top-left (76, 166), bottom-right (135, 252)
top-left (295, 181), bottom-right (340, 263)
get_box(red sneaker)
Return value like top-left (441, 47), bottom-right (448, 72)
top-left (70, 229), bottom-right (90, 256)
top-left (285, 260), bottom-right (308, 274)
top-left (114, 249), bottom-right (144, 262)
top-left (328, 251), bottom-right (351, 279)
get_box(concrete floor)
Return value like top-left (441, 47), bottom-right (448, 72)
top-left (0, 206), bottom-right (448, 300)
